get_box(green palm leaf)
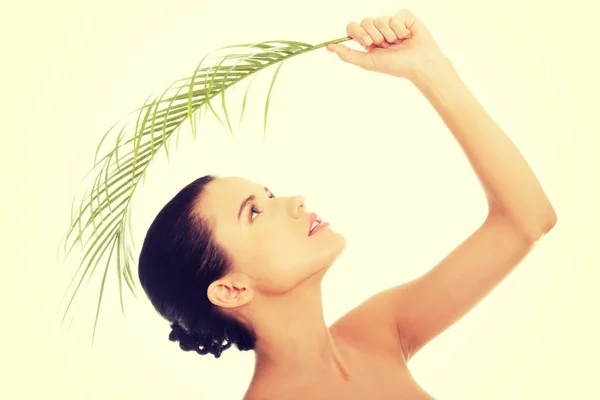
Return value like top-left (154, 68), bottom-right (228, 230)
top-left (56, 35), bottom-right (353, 346)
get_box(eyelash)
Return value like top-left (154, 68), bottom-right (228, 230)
top-left (250, 204), bottom-right (261, 221)
top-left (249, 194), bottom-right (275, 221)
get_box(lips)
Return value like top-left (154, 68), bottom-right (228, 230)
top-left (308, 212), bottom-right (322, 235)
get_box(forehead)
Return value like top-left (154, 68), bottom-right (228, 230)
top-left (198, 176), bottom-right (260, 221)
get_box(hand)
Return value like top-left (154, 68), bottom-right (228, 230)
top-left (326, 9), bottom-right (448, 81)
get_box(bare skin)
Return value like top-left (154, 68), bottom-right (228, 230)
top-left (199, 9), bottom-right (556, 400)
top-left (243, 313), bottom-right (436, 400)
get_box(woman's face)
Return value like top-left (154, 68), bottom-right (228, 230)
top-left (196, 176), bottom-right (346, 294)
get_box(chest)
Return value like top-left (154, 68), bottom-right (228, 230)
top-left (279, 350), bottom-right (434, 400)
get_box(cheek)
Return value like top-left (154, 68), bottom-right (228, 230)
top-left (254, 238), bottom-right (292, 268)
top-left (253, 235), bottom-right (308, 273)
top-left (268, 234), bottom-right (307, 258)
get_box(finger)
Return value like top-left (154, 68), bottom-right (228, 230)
top-left (392, 9), bottom-right (417, 35)
top-left (346, 21), bottom-right (373, 47)
top-left (389, 15), bottom-right (412, 39)
top-left (373, 16), bottom-right (398, 43)
top-left (360, 43), bottom-right (377, 52)
top-left (325, 44), bottom-right (374, 71)
top-left (360, 17), bottom-right (385, 46)
top-left (389, 14), bottom-right (411, 39)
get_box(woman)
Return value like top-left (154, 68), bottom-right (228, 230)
top-left (138, 9), bottom-right (557, 400)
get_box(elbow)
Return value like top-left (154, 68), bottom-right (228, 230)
top-left (545, 207), bottom-right (558, 231)
top-left (488, 204), bottom-right (557, 243)
top-left (527, 206), bottom-right (558, 243)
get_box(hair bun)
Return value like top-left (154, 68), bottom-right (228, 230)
top-left (168, 321), bottom-right (209, 353)
top-left (168, 320), bottom-right (233, 357)
top-left (169, 321), bottom-right (184, 337)
top-left (169, 321), bottom-right (193, 345)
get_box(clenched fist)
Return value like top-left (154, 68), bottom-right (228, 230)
top-left (326, 9), bottom-right (449, 81)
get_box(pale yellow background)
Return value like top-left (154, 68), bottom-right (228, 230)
top-left (2, 0), bottom-right (598, 398)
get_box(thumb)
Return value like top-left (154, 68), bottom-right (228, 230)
top-left (326, 44), bottom-right (372, 70)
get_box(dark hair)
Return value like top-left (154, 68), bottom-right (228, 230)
top-left (138, 174), bottom-right (256, 358)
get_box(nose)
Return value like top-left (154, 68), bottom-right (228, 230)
top-left (290, 195), bottom-right (305, 218)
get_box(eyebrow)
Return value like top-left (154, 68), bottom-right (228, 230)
top-left (237, 186), bottom-right (273, 221)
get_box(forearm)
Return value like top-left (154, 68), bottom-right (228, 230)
top-left (411, 58), bottom-right (557, 241)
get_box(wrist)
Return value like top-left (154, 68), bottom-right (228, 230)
top-left (409, 55), bottom-right (457, 90)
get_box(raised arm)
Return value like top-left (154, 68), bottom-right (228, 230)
top-left (388, 59), bottom-right (556, 360)
top-left (328, 9), bottom-right (556, 362)
top-left (413, 58), bottom-right (556, 235)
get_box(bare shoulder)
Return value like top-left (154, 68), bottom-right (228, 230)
top-left (329, 293), bottom-right (408, 364)
top-left (243, 297), bottom-right (422, 400)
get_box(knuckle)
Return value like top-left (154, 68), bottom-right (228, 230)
top-left (389, 18), bottom-right (404, 32)
top-left (395, 8), bottom-right (412, 20)
top-left (373, 17), bottom-right (388, 29)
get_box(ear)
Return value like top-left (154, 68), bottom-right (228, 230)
top-left (207, 277), bottom-right (253, 309)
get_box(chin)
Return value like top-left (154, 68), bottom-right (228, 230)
top-left (331, 231), bottom-right (347, 255)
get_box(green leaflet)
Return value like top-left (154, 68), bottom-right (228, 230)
top-left (56, 36), bottom-right (353, 345)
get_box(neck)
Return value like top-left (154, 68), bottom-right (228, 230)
top-left (248, 278), bottom-right (352, 385)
